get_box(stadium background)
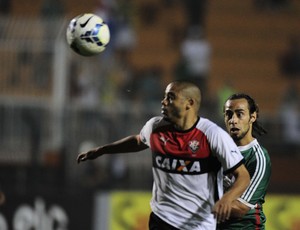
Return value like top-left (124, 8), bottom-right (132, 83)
top-left (0, 0), bottom-right (300, 229)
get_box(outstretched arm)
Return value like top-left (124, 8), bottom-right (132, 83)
top-left (77, 134), bottom-right (148, 163)
top-left (212, 163), bottom-right (250, 223)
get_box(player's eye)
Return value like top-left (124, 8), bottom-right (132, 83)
top-left (225, 111), bottom-right (233, 119)
top-left (165, 93), bottom-right (175, 101)
top-left (237, 112), bottom-right (244, 118)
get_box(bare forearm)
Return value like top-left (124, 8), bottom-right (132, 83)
top-left (97, 135), bottom-right (148, 155)
top-left (77, 135), bottom-right (148, 163)
top-left (225, 164), bottom-right (250, 200)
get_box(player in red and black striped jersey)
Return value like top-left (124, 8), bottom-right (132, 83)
top-left (77, 81), bottom-right (250, 230)
top-left (218, 93), bottom-right (271, 230)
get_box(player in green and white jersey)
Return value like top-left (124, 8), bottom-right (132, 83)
top-left (218, 93), bottom-right (272, 230)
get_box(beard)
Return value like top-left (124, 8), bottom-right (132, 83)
top-left (231, 126), bottom-right (251, 142)
top-left (161, 107), bottom-right (181, 123)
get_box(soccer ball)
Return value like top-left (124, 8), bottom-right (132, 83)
top-left (66, 13), bottom-right (110, 56)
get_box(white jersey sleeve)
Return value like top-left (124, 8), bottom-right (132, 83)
top-left (140, 116), bottom-right (165, 147)
top-left (197, 118), bottom-right (244, 174)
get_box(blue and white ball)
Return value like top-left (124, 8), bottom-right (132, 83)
top-left (66, 13), bottom-right (110, 56)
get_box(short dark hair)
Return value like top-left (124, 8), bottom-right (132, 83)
top-left (225, 93), bottom-right (267, 137)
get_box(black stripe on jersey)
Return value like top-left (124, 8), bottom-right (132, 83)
top-left (223, 159), bottom-right (245, 175)
top-left (152, 152), bottom-right (221, 175)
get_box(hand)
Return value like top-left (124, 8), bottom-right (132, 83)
top-left (223, 174), bottom-right (235, 191)
top-left (77, 148), bottom-right (100, 164)
top-left (212, 196), bottom-right (233, 223)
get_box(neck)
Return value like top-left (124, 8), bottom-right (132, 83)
top-left (236, 135), bottom-right (255, 146)
top-left (174, 116), bottom-right (199, 131)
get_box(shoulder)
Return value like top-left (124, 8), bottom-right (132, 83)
top-left (197, 117), bottom-right (228, 137)
top-left (196, 117), bottom-right (238, 152)
top-left (197, 117), bottom-right (217, 129)
top-left (240, 140), bottom-right (271, 171)
top-left (145, 116), bottom-right (169, 128)
top-left (140, 116), bottom-right (171, 145)
top-left (141, 116), bottom-right (171, 134)
top-left (240, 139), bottom-right (270, 158)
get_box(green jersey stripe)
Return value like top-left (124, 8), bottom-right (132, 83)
top-left (242, 144), bottom-right (266, 201)
top-left (241, 143), bottom-right (266, 202)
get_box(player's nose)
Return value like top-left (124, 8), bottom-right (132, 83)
top-left (229, 114), bottom-right (238, 124)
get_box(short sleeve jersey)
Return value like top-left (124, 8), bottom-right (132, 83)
top-left (140, 116), bottom-right (244, 230)
top-left (218, 139), bottom-right (271, 230)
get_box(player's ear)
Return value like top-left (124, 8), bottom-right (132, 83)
top-left (186, 98), bottom-right (194, 110)
top-left (250, 112), bottom-right (257, 123)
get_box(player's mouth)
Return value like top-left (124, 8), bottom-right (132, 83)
top-left (161, 107), bottom-right (167, 115)
top-left (230, 127), bottom-right (240, 135)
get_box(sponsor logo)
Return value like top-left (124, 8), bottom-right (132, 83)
top-left (153, 153), bottom-right (220, 175)
top-left (231, 150), bottom-right (239, 154)
top-left (159, 136), bottom-right (169, 145)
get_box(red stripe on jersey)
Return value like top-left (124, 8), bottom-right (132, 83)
top-left (255, 205), bottom-right (261, 230)
top-left (150, 124), bottom-right (211, 158)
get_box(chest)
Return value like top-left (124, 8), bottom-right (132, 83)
top-left (150, 128), bottom-right (211, 158)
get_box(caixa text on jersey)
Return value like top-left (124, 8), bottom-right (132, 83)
top-left (153, 153), bottom-right (221, 175)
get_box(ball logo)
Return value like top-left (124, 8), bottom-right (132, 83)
top-left (80, 16), bottom-right (93, 28)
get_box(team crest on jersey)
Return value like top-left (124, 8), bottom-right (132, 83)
top-left (189, 140), bottom-right (200, 153)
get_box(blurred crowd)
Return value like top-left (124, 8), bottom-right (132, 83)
top-left (0, 0), bottom-right (299, 194)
